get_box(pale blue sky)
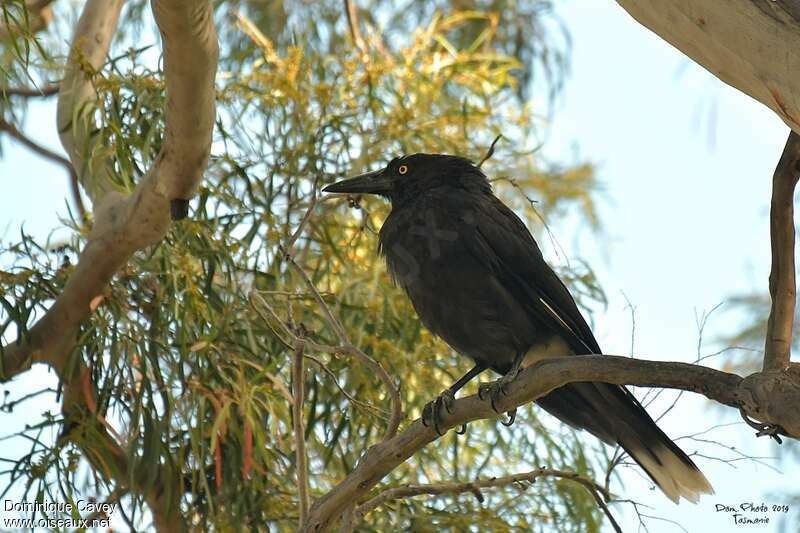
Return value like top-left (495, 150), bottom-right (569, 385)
top-left (1, 1), bottom-right (797, 532)
top-left (542, 2), bottom-right (796, 531)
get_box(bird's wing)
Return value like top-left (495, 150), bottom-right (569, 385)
top-left (465, 195), bottom-right (602, 355)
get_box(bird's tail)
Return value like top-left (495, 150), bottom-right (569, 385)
top-left (539, 383), bottom-right (714, 503)
top-left (624, 434), bottom-right (714, 504)
top-left (598, 385), bottom-right (714, 504)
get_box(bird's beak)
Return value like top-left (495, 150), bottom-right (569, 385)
top-left (323, 168), bottom-right (392, 195)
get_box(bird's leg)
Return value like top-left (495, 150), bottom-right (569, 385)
top-left (422, 363), bottom-right (487, 435)
top-left (478, 352), bottom-right (526, 426)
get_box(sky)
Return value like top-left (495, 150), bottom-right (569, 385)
top-left (0, 1), bottom-right (797, 532)
top-left (541, 2), bottom-right (797, 531)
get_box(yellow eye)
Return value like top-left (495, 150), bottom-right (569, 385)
top-left (398, 165), bottom-right (408, 175)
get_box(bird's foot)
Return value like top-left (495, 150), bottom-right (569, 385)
top-left (422, 389), bottom-right (464, 435)
top-left (478, 367), bottom-right (520, 426)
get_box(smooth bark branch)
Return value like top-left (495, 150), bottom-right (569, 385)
top-left (0, 0), bottom-right (218, 528)
top-left (293, 336), bottom-right (311, 525)
top-left (615, 1), bottom-right (800, 134)
top-left (0, 0), bottom-right (124, 380)
top-left (343, 0), bottom-right (367, 54)
top-left (56, 0), bottom-right (124, 203)
top-left (151, 0), bottom-right (218, 202)
top-left (302, 355), bottom-right (800, 532)
top-left (764, 132), bottom-right (800, 371)
top-left (0, 0), bottom-right (219, 381)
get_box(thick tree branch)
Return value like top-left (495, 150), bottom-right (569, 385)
top-left (764, 131), bottom-right (800, 371)
top-left (1, 0), bottom-right (219, 381)
top-left (1, 0), bottom-right (217, 528)
top-left (302, 355), bottom-right (800, 532)
top-left (150, 0), bottom-right (217, 202)
top-left (55, 0), bottom-right (123, 203)
top-left (615, 1), bottom-right (800, 133)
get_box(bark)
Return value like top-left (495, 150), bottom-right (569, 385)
top-left (1, 0), bottom-right (218, 381)
top-left (1, 0), bottom-right (218, 530)
top-left (302, 354), bottom-right (800, 531)
top-left (764, 132), bottom-right (800, 371)
top-left (616, 0), bottom-right (800, 133)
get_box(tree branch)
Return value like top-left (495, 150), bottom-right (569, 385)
top-left (1, 83), bottom-right (60, 97)
top-left (302, 354), bottom-right (800, 531)
top-left (352, 468), bottom-right (614, 527)
top-left (1, 0), bottom-right (219, 381)
top-left (343, 0), bottom-right (367, 56)
top-left (615, 1), bottom-right (800, 133)
top-left (60, 359), bottom-right (185, 532)
top-left (275, 195), bottom-right (403, 443)
top-left (150, 0), bottom-right (218, 203)
top-left (55, 0), bottom-right (123, 204)
top-left (764, 131), bottom-right (800, 371)
top-left (293, 334), bottom-right (311, 526)
top-left (1, 0), bottom-right (218, 527)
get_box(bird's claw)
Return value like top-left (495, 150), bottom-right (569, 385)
top-left (478, 368), bottom-right (520, 426)
top-left (422, 389), bottom-right (460, 435)
top-left (502, 408), bottom-right (517, 426)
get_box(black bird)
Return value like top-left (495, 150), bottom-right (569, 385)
top-left (324, 153), bottom-right (713, 503)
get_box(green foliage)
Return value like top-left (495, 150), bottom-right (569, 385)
top-left (0, 1), bottom-right (614, 531)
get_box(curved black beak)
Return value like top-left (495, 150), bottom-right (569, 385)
top-left (323, 168), bottom-right (392, 195)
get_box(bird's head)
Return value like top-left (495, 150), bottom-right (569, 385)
top-left (323, 153), bottom-right (490, 205)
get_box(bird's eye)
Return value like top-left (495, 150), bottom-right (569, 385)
top-left (398, 165), bottom-right (408, 175)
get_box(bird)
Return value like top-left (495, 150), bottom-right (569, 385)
top-left (323, 153), bottom-right (714, 504)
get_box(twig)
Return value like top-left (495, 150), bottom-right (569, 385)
top-left (1, 83), bottom-right (60, 97)
top-left (293, 330), bottom-right (311, 527)
top-left (763, 131), bottom-right (800, 371)
top-left (589, 486), bottom-right (623, 533)
top-left (302, 355), bottom-right (749, 532)
top-left (740, 408), bottom-right (785, 444)
top-left (253, 285), bottom-right (402, 442)
top-left (352, 468), bottom-right (614, 528)
top-left (0, 117), bottom-right (86, 219)
top-left (276, 194), bottom-right (403, 442)
top-left (251, 293), bottom-right (391, 421)
top-left (304, 354), bottom-right (388, 417)
top-left (285, 190), bottom-right (320, 251)
top-left (343, 0), bottom-right (367, 55)
top-left (477, 134), bottom-right (502, 168)
top-left (616, 497), bottom-right (689, 533)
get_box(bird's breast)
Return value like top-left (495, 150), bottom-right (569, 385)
top-left (379, 205), bottom-right (540, 371)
